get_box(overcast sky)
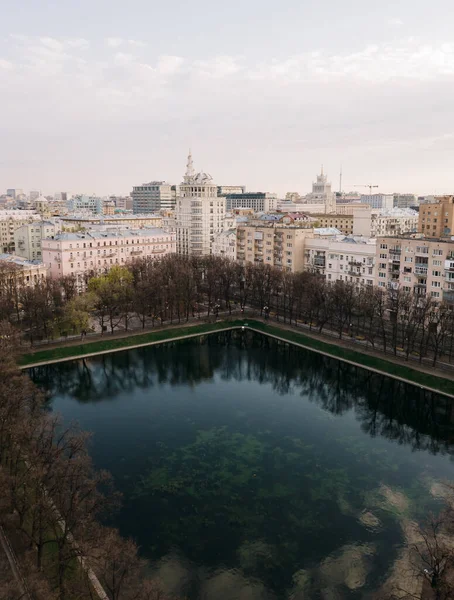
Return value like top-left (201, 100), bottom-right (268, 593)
top-left (1, 0), bottom-right (454, 197)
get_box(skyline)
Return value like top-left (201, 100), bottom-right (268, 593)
top-left (2, 0), bottom-right (454, 196)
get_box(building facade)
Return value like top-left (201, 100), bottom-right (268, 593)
top-left (0, 254), bottom-right (48, 285)
top-left (217, 186), bottom-right (246, 196)
top-left (14, 220), bottom-right (61, 261)
top-left (236, 224), bottom-right (313, 272)
top-left (67, 195), bottom-right (103, 215)
top-left (61, 214), bottom-right (163, 231)
top-left (309, 214), bottom-right (354, 236)
top-left (175, 152), bottom-right (225, 256)
top-left (374, 236), bottom-right (454, 302)
top-left (212, 230), bottom-right (237, 261)
top-left (304, 236), bottom-right (376, 287)
top-left (393, 194), bottom-right (417, 209)
top-left (0, 210), bottom-right (41, 253)
top-left (225, 192), bottom-right (277, 213)
top-left (418, 196), bottom-right (454, 238)
top-left (370, 208), bottom-right (418, 238)
top-left (42, 228), bottom-right (176, 287)
top-left (360, 194), bottom-right (394, 210)
top-left (131, 182), bottom-right (174, 213)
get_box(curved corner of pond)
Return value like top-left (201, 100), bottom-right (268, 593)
top-left (28, 330), bottom-right (454, 599)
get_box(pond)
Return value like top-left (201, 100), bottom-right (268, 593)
top-left (29, 330), bottom-right (454, 599)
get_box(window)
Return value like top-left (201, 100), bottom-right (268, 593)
top-left (379, 272), bottom-right (386, 278)
top-left (380, 254), bottom-right (387, 259)
top-left (432, 281), bottom-right (441, 288)
top-left (431, 291), bottom-right (440, 298)
top-left (380, 243), bottom-right (388, 249)
top-left (433, 260), bottom-right (442, 266)
top-left (379, 281), bottom-right (386, 288)
top-left (432, 271), bottom-right (441, 277)
top-left (404, 257), bottom-right (413, 263)
top-left (433, 249), bottom-right (443, 256)
top-left (404, 276), bottom-right (411, 282)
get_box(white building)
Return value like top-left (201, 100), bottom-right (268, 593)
top-left (370, 208), bottom-right (418, 238)
top-left (212, 230), bottom-right (237, 261)
top-left (0, 210), bottom-right (41, 253)
top-left (67, 195), bottom-right (103, 215)
top-left (302, 167), bottom-right (336, 213)
top-left (14, 220), bottom-right (61, 261)
top-left (131, 181), bottom-right (174, 213)
top-left (225, 192), bottom-right (277, 213)
top-left (175, 152), bottom-right (225, 256)
top-left (360, 194), bottom-right (394, 210)
top-left (0, 254), bottom-right (48, 285)
top-left (42, 228), bottom-right (176, 287)
top-left (304, 236), bottom-right (376, 287)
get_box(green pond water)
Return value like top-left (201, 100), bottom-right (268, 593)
top-left (29, 330), bottom-right (454, 599)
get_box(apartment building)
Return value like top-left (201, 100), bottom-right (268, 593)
top-left (304, 237), bottom-right (376, 287)
top-left (61, 214), bottom-right (163, 231)
top-left (371, 208), bottom-right (418, 238)
top-left (225, 192), bottom-right (277, 213)
top-left (131, 181), bottom-right (174, 213)
top-left (360, 194), bottom-right (394, 210)
top-left (42, 229), bottom-right (176, 287)
top-left (418, 196), bottom-right (454, 238)
top-left (14, 220), bottom-right (61, 261)
top-left (0, 254), bottom-right (48, 285)
top-left (309, 213), bottom-right (354, 235)
top-left (67, 195), bottom-right (103, 215)
top-left (375, 236), bottom-right (454, 302)
top-left (212, 230), bottom-right (237, 261)
top-left (0, 210), bottom-right (41, 253)
top-left (394, 194), bottom-right (417, 209)
top-left (175, 152), bottom-right (225, 256)
top-left (236, 224), bottom-right (313, 272)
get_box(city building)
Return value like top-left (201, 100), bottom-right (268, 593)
top-left (285, 192), bottom-right (301, 203)
top-left (418, 196), bottom-right (454, 238)
top-left (393, 194), bottom-right (417, 209)
top-left (360, 194), bottom-right (394, 210)
top-left (308, 213), bottom-right (355, 236)
top-left (304, 236), bottom-right (376, 287)
top-left (375, 235), bottom-right (454, 302)
top-left (225, 192), bottom-right (278, 213)
top-left (175, 152), bottom-right (225, 256)
top-left (6, 189), bottom-right (23, 200)
top-left (103, 200), bottom-right (116, 215)
top-left (371, 208), bottom-right (418, 238)
top-left (0, 254), bottom-right (48, 285)
top-left (236, 223), bottom-right (313, 272)
top-left (302, 167), bottom-right (335, 213)
top-left (42, 228), bottom-right (176, 287)
top-left (0, 210), bottom-right (41, 253)
top-left (110, 195), bottom-right (133, 211)
top-left (67, 195), bottom-right (103, 215)
top-left (132, 181), bottom-right (174, 213)
top-left (14, 220), bottom-right (61, 261)
top-left (217, 186), bottom-right (246, 196)
top-left (33, 195), bottom-right (51, 216)
top-left (212, 230), bottom-right (237, 261)
top-left (61, 214), bottom-right (163, 231)
top-left (29, 190), bottom-right (40, 203)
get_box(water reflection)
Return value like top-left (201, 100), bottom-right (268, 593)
top-left (28, 331), bottom-right (454, 599)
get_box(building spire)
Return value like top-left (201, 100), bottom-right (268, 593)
top-left (184, 149), bottom-right (195, 182)
top-left (321, 164), bottom-right (324, 176)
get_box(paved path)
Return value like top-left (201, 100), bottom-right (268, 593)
top-left (0, 524), bottom-right (30, 599)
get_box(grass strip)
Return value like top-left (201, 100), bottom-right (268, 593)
top-left (19, 320), bottom-right (244, 367)
top-left (246, 320), bottom-right (454, 396)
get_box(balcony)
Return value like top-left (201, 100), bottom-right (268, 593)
top-left (445, 260), bottom-right (454, 272)
top-left (314, 256), bottom-right (326, 267)
top-left (443, 290), bottom-right (454, 304)
top-left (349, 260), bottom-right (362, 267)
top-left (348, 270), bottom-right (361, 277)
top-left (130, 250), bottom-right (143, 256)
top-left (414, 266), bottom-right (428, 275)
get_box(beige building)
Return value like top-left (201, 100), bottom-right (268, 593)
top-left (14, 220), bottom-right (61, 261)
top-left (304, 236), bottom-right (376, 287)
top-left (0, 253), bottom-right (48, 285)
top-left (375, 235), bottom-right (454, 302)
top-left (175, 152), bottom-right (225, 256)
top-left (237, 223), bottom-right (313, 272)
top-left (61, 214), bottom-right (163, 231)
top-left (0, 210), bottom-right (41, 253)
top-left (418, 196), bottom-right (454, 238)
top-left (310, 214), bottom-right (354, 235)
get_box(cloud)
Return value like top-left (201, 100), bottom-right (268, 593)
top-left (156, 55), bottom-right (184, 75)
top-left (389, 18), bottom-right (404, 27)
top-left (0, 59), bottom-right (13, 70)
top-left (106, 37), bottom-right (123, 48)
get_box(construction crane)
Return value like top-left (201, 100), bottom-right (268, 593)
top-left (353, 184), bottom-right (379, 195)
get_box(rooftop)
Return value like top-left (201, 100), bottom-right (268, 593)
top-left (0, 254), bottom-right (44, 267)
top-left (45, 228), bottom-right (171, 242)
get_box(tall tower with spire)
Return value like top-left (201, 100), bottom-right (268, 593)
top-left (304, 166), bottom-right (335, 213)
top-left (175, 151), bottom-right (225, 256)
top-left (183, 149), bottom-right (195, 184)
